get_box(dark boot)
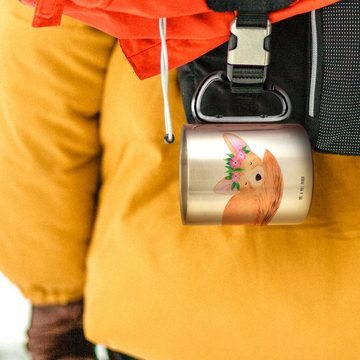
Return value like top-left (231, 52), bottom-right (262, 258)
top-left (27, 300), bottom-right (96, 360)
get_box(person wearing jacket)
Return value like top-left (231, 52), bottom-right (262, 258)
top-left (1, 0), bottom-right (360, 359)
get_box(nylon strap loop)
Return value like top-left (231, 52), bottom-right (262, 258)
top-left (206, 0), bottom-right (294, 13)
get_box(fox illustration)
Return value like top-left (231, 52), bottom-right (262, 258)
top-left (214, 133), bottom-right (283, 225)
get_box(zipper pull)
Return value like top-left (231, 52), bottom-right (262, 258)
top-left (32, 0), bottom-right (65, 27)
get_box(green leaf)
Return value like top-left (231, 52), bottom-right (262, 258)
top-left (225, 166), bottom-right (234, 171)
top-left (227, 153), bottom-right (235, 158)
top-left (236, 182), bottom-right (240, 191)
top-left (225, 175), bottom-right (232, 180)
top-left (242, 146), bottom-right (250, 154)
top-left (234, 168), bottom-right (244, 172)
top-left (231, 182), bottom-right (237, 190)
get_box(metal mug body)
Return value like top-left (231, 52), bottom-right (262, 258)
top-left (180, 124), bottom-right (313, 225)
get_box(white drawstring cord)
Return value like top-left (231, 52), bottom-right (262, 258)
top-left (159, 18), bottom-right (175, 144)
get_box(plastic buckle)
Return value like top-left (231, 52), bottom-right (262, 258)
top-left (227, 17), bottom-right (272, 93)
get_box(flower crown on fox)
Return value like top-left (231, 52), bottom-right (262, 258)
top-left (224, 145), bottom-right (251, 191)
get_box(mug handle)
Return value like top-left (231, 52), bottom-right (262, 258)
top-left (191, 71), bottom-right (292, 123)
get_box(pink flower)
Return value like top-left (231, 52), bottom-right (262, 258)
top-left (231, 172), bottom-right (240, 183)
top-left (229, 150), bottom-right (246, 169)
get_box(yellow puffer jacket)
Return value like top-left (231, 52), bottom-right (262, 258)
top-left (1, 1), bottom-right (360, 360)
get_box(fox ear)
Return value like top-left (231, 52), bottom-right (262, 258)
top-left (214, 178), bottom-right (238, 194)
top-left (223, 133), bottom-right (250, 154)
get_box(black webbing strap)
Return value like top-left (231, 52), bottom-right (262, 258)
top-left (206, 0), bottom-right (294, 13)
top-left (206, 0), bottom-right (294, 93)
top-left (236, 12), bottom-right (267, 27)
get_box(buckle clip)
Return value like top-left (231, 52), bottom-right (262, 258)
top-left (227, 17), bottom-right (272, 93)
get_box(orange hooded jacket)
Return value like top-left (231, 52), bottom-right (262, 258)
top-left (21, 0), bottom-right (340, 78)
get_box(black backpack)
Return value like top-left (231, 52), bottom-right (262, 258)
top-left (178, 0), bottom-right (360, 156)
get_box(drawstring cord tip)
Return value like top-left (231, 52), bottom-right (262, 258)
top-left (164, 134), bottom-right (175, 144)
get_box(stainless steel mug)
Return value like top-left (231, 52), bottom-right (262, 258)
top-left (180, 123), bottom-right (313, 225)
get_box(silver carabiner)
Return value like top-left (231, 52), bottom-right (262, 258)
top-left (191, 71), bottom-right (292, 123)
